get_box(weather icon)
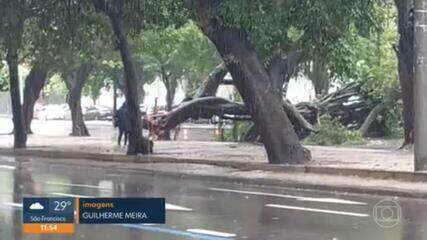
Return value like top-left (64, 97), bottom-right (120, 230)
top-left (29, 202), bottom-right (44, 210)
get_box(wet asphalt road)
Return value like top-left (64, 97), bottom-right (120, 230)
top-left (0, 155), bottom-right (427, 240)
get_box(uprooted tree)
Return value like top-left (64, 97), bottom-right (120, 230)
top-left (151, 72), bottom-right (380, 143)
top-left (148, 0), bottom-right (379, 164)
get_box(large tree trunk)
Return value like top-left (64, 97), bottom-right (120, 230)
top-left (268, 51), bottom-right (301, 97)
top-left (6, 47), bottom-right (26, 148)
top-left (137, 74), bottom-right (145, 106)
top-left (4, 5), bottom-right (26, 148)
top-left (166, 84), bottom-right (176, 111)
top-left (395, 0), bottom-right (415, 146)
top-left (94, 0), bottom-right (147, 154)
top-left (311, 58), bottom-right (329, 97)
top-left (193, 0), bottom-right (309, 164)
top-left (161, 75), bottom-right (175, 140)
top-left (65, 63), bottom-right (92, 136)
top-left (22, 65), bottom-right (48, 134)
top-left (163, 77), bottom-right (177, 112)
top-left (112, 82), bottom-right (118, 126)
top-left (310, 30), bottom-right (329, 97)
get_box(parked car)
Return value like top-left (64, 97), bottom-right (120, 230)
top-left (83, 106), bottom-right (113, 120)
top-left (59, 104), bottom-right (71, 120)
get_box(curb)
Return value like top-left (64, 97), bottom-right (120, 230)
top-left (127, 168), bottom-right (427, 199)
top-left (0, 147), bottom-right (426, 183)
top-left (14, 153), bottom-right (427, 199)
top-left (1, 147), bottom-right (427, 198)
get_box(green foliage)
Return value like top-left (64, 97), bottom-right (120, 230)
top-left (174, 22), bottom-right (222, 96)
top-left (329, 6), bottom-right (399, 101)
top-left (328, 5), bottom-right (402, 139)
top-left (0, 64), bottom-right (8, 91)
top-left (43, 74), bottom-right (68, 104)
top-left (0, 0), bottom-right (406, 145)
top-left (384, 104), bottom-right (404, 138)
top-left (83, 73), bottom-right (105, 104)
top-left (82, 51), bottom-right (126, 102)
top-left (219, 0), bottom-right (381, 65)
top-left (0, 0), bottom-right (27, 50)
top-left (92, 0), bottom-right (190, 33)
top-left (0, 51), bottom-right (8, 91)
top-left (91, 58), bottom-right (124, 89)
top-left (135, 22), bottom-right (220, 95)
top-left (305, 116), bottom-right (365, 146)
top-left (361, 28), bottom-right (398, 101)
top-left (140, 0), bottom-right (191, 30)
top-left (216, 121), bottom-right (253, 142)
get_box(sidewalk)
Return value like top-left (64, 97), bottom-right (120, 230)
top-left (1, 120), bottom-right (425, 198)
top-left (0, 118), bottom-right (414, 172)
top-left (0, 133), bottom-right (415, 172)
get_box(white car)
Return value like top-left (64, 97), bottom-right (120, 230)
top-left (36, 104), bottom-right (71, 120)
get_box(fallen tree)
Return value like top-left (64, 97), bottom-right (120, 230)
top-left (150, 96), bottom-right (315, 139)
top-left (314, 82), bottom-right (372, 129)
top-left (148, 81), bottom-right (383, 142)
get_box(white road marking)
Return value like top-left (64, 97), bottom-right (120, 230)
top-left (186, 229), bottom-right (236, 238)
top-left (209, 187), bottom-right (366, 205)
top-left (3, 202), bottom-right (23, 208)
top-left (166, 203), bottom-right (193, 212)
top-left (266, 204), bottom-right (370, 217)
top-left (209, 187), bottom-right (297, 199)
top-left (44, 181), bottom-right (113, 189)
top-left (51, 193), bottom-right (93, 198)
top-left (0, 165), bottom-right (16, 170)
top-left (296, 197), bottom-right (366, 205)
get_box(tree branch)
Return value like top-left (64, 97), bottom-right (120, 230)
top-left (267, 51), bottom-right (301, 89)
top-left (194, 63), bottom-right (228, 98)
top-left (156, 96), bottom-right (248, 133)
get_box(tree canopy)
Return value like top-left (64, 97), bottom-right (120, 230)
top-left (136, 22), bottom-right (221, 98)
top-left (0, 0), bottom-right (417, 161)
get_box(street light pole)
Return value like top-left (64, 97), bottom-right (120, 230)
top-left (414, 0), bottom-right (427, 171)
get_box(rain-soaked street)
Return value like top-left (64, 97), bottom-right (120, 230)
top-left (1, 154), bottom-right (427, 240)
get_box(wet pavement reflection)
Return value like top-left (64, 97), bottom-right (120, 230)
top-left (0, 155), bottom-right (427, 240)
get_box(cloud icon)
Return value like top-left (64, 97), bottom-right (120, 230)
top-left (29, 202), bottom-right (44, 210)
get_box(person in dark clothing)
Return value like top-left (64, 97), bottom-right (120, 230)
top-left (114, 102), bottom-right (154, 153)
top-left (114, 102), bottom-right (131, 146)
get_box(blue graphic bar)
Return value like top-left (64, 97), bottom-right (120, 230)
top-left (78, 198), bottom-right (165, 224)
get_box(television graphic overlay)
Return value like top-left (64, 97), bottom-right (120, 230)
top-left (23, 198), bottom-right (75, 234)
top-left (23, 197), bottom-right (166, 235)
